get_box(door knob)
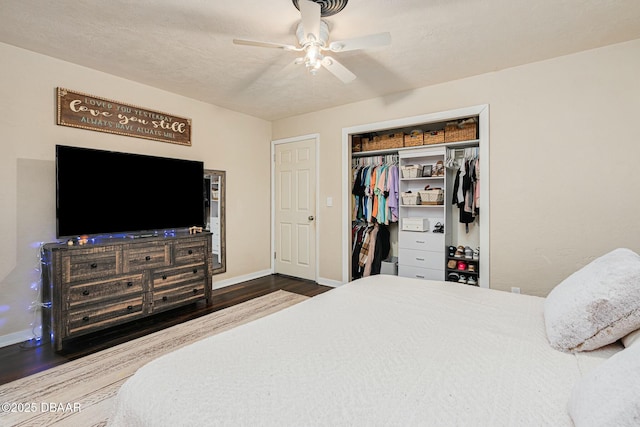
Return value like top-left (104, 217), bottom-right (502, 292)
top-left (308, 215), bottom-right (315, 221)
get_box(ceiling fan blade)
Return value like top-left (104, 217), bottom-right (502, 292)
top-left (321, 56), bottom-right (356, 83)
top-left (328, 32), bottom-right (392, 52)
top-left (233, 39), bottom-right (299, 51)
top-left (299, 0), bottom-right (321, 42)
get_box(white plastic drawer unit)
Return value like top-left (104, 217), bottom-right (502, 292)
top-left (398, 248), bottom-right (445, 270)
top-left (398, 231), bottom-right (444, 251)
top-left (399, 265), bottom-right (445, 281)
top-left (402, 217), bottom-right (429, 232)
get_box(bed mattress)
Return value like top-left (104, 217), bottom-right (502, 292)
top-left (108, 275), bottom-right (620, 426)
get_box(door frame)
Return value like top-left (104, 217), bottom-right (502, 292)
top-left (271, 133), bottom-right (320, 281)
top-left (341, 105), bottom-right (490, 287)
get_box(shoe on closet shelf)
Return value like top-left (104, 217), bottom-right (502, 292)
top-left (457, 260), bottom-right (467, 271)
top-left (458, 274), bottom-right (467, 284)
top-left (467, 276), bottom-right (478, 286)
top-left (447, 272), bottom-right (460, 282)
top-left (455, 246), bottom-right (465, 257)
top-left (473, 247), bottom-right (480, 260)
top-left (464, 246), bottom-right (473, 259)
top-left (447, 260), bottom-right (457, 269)
top-left (448, 246), bottom-right (456, 257)
top-left (468, 264), bottom-right (476, 273)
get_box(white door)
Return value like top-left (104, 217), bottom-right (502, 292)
top-left (274, 138), bottom-right (316, 280)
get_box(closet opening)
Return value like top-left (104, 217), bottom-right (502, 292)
top-left (342, 105), bottom-right (490, 288)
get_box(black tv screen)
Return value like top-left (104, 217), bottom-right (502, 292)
top-left (56, 145), bottom-right (205, 238)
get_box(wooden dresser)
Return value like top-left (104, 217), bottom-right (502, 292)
top-left (41, 232), bottom-right (213, 351)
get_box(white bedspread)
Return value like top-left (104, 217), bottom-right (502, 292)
top-left (108, 275), bottom-right (620, 426)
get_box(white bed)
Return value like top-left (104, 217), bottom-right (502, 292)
top-left (108, 274), bottom-right (628, 426)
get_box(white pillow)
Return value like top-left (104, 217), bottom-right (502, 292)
top-left (544, 248), bottom-right (640, 352)
top-left (568, 343), bottom-right (640, 426)
top-left (622, 328), bottom-right (640, 348)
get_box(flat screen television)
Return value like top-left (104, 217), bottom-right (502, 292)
top-left (56, 145), bottom-right (205, 238)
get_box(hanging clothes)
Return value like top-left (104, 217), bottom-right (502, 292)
top-left (351, 155), bottom-right (399, 225)
top-left (351, 153), bottom-right (398, 280)
top-left (450, 148), bottom-right (480, 233)
top-left (370, 224), bottom-right (391, 275)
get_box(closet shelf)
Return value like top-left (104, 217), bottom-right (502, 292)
top-left (351, 139), bottom-right (480, 157)
top-left (400, 204), bottom-right (445, 208)
top-left (400, 177), bottom-right (444, 181)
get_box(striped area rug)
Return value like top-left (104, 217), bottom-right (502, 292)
top-left (0, 290), bottom-right (308, 427)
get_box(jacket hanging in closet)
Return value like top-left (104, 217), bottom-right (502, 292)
top-left (452, 156), bottom-right (479, 231)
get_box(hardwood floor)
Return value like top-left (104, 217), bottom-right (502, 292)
top-left (0, 274), bottom-right (332, 386)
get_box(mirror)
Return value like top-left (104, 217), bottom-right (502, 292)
top-left (204, 169), bottom-right (226, 274)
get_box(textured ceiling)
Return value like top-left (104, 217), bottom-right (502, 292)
top-left (1, 0), bottom-right (639, 121)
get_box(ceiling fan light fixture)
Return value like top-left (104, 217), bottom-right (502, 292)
top-left (292, 0), bottom-right (349, 17)
top-left (234, 0), bottom-right (389, 83)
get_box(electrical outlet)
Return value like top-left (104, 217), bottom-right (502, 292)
top-left (511, 287), bottom-right (521, 294)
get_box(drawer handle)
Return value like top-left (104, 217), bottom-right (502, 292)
top-left (90, 263), bottom-right (98, 269)
top-left (188, 249), bottom-right (193, 255)
top-left (192, 288), bottom-right (199, 294)
top-left (192, 268), bottom-right (198, 274)
top-left (82, 290), bottom-right (90, 296)
top-left (416, 275), bottom-right (425, 279)
top-left (127, 305), bottom-right (133, 311)
top-left (82, 316), bottom-right (90, 322)
top-left (416, 258), bottom-right (425, 261)
top-left (416, 241), bottom-right (425, 244)
top-left (145, 256), bottom-right (151, 261)
top-left (162, 275), bottom-right (167, 280)
top-left (162, 296), bottom-right (168, 302)
top-left (127, 281), bottom-right (133, 287)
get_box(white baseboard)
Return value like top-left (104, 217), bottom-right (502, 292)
top-left (212, 269), bottom-right (273, 290)
top-left (0, 328), bottom-right (35, 349)
top-left (317, 277), bottom-right (344, 288)
top-left (212, 271), bottom-right (345, 290)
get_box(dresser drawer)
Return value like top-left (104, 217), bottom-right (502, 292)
top-left (152, 264), bottom-right (206, 290)
top-left (61, 247), bottom-right (120, 284)
top-left (174, 239), bottom-right (207, 265)
top-left (399, 265), bottom-right (444, 281)
top-left (399, 248), bottom-right (445, 270)
top-left (64, 274), bottom-right (144, 310)
top-left (65, 295), bottom-right (147, 336)
top-left (123, 242), bottom-right (170, 272)
top-left (398, 231), bottom-right (445, 251)
top-left (152, 281), bottom-right (206, 312)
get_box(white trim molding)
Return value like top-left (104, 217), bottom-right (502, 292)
top-left (212, 269), bottom-right (273, 290)
top-left (0, 328), bottom-right (33, 349)
top-left (317, 277), bottom-right (343, 288)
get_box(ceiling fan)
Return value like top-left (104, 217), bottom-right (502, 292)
top-left (232, 0), bottom-right (391, 83)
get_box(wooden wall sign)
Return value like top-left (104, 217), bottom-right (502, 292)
top-left (56, 88), bottom-right (191, 146)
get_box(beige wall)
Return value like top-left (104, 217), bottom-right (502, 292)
top-left (273, 38), bottom-right (640, 297)
top-left (0, 42), bottom-right (272, 343)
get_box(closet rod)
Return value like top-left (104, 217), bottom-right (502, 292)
top-left (352, 153), bottom-right (398, 167)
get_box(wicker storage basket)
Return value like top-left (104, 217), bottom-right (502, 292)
top-left (424, 130), bottom-right (445, 145)
top-left (401, 165), bottom-right (422, 178)
top-left (444, 120), bottom-right (478, 142)
top-left (418, 188), bottom-right (444, 205)
top-left (372, 133), bottom-right (404, 150)
top-left (401, 192), bottom-right (421, 205)
top-left (361, 137), bottom-right (375, 152)
top-left (403, 132), bottom-right (424, 147)
top-left (352, 136), bottom-right (362, 152)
